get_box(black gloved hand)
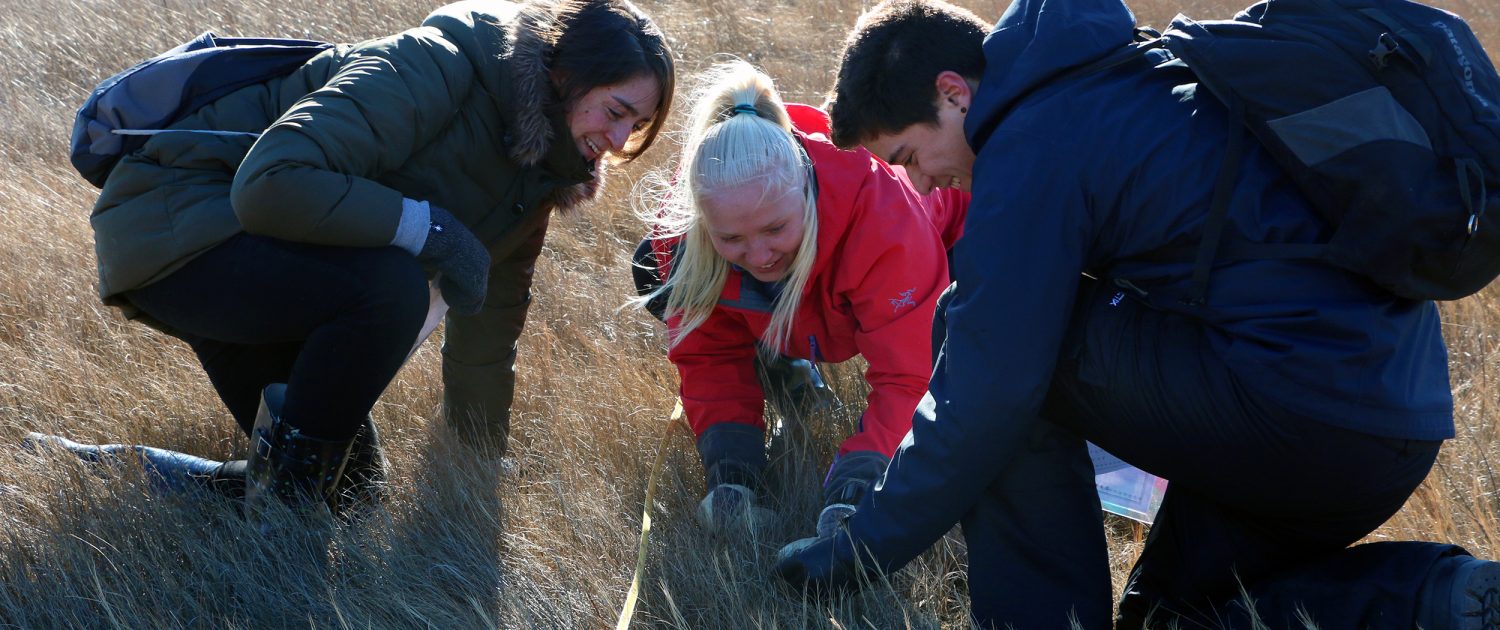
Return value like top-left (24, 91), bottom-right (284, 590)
top-left (696, 482), bottom-right (776, 532)
top-left (815, 503), bottom-right (856, 539)
top-left (417, 205), bottom-right (490, 316)
top-left (814, 451), bottom-right (888, 538)
top-left (774, 530), bottom-right (862, 593)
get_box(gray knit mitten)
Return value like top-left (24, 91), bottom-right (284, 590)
top-left (418, 206), bottom-right (490, 315)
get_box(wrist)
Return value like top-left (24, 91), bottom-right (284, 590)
top-left (392, 198), bottom-right (432, 255)
top-left (823, 450), bottom-right (890, 506)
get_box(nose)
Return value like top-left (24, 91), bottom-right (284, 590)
top-left (607, 122), bottom-right (633, 151)
top-left (915, 174), bottom-right (936, 195)
top-left (746, 239), bottom-right (776, 267)
top-left (903, 166), bottom-right (934, 195)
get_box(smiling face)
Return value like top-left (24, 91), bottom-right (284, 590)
top-left (863, 104), bottom-right (975, 194)
top-left (699, 179), bottom-right (807, 283)
top-left (565, 74), bottom-right (662, 163)
top-left (861, 71), bottom-right (977, 194)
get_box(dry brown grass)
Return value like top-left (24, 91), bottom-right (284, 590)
top-left (0, 0), bottom-right (1497, 627)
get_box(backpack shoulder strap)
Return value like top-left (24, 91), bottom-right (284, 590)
top-left (1184, 98), bottom-right (1247, 306)
top-left (970, 37), bottom-right (1169, 147)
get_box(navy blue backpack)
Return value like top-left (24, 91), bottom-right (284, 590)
top-left (70, 31), bottom-right (331, 188)
top-left (1094, 0), bottom-right (1500, 302)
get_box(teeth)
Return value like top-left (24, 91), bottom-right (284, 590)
top-left (586, 139), bottom-right (599, 155)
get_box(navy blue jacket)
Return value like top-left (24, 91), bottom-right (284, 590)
top-left (848, 0), bottom-right (1453, 573)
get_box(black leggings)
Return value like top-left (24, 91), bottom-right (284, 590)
top-left (125, 233), bottom-right (429, 440)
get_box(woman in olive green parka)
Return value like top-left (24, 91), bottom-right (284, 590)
top-left (48, 0), bottom-right (674, 519)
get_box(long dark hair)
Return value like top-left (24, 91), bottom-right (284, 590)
top-left (546, 0), bottom-right (675, 162)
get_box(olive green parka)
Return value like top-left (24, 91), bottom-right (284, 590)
top-left (90, 0), bottom-right (602, 447)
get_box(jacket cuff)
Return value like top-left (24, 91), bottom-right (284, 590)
top-left (823, 450), bottom-right (891, 506)
top-left (696, 423), bottom-right (767, 489)
top-left (391, 198), bottom-right (432, 255)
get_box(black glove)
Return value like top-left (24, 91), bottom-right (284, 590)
top-left (815, 451), bottom-right (889, 538)
top-left (417, 206), bottom-right (490, 316)
top-left (823, 451), bottom-right (888, 504)
top-left (774, 530), bottom-right (862, 593)
top-left (696, 482), bottom-right (776, 532)
top-left (815, 503), bottom-right (856, 539)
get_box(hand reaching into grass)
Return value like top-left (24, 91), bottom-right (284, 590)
top-left (696, 483), bottom-right (776, 532)
top-left (773, 530), bottom-right (862, 592)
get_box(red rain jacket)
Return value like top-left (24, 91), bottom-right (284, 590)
top-left (655, 104), bottom-right (966, 457)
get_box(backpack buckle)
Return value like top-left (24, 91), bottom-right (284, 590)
top-left (1369, 33), bottom-right (1401, 70)
top-left (1457, 158), bottom-right (1487, 237)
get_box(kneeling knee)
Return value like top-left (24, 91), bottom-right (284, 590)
top-left (358, 249), bottom-right (435, 334)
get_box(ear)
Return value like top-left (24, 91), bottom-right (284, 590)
top-left (934, 70), bottom-right (973, 113)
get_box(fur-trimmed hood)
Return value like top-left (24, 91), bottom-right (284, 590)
top-left (423, 0), bottom-right (603, 211)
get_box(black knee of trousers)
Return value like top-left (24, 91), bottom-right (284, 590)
top-left (631, 238), bottom-right (669, 322)
top-left (284, 248), bottom-right (429, 439)
top-left (355, 247), bottom-right (432, 340)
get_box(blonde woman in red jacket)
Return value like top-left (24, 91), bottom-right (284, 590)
top-left (635, 60), bottom-right (965, 539)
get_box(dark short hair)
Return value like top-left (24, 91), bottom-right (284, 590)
top-left (827, 0), bottom-right (990, 149)
top-left (548, 0), bottom-right (675, 162)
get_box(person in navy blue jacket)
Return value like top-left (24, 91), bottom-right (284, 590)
top-left (773, 0), bottom-right (1500, 628)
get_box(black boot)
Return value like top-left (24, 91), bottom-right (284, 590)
top-left (178, 415), bottom-right (385, 507)
top-left (233, 414), bottom-right (387, 510)
top-left (244, 384), bottom-right (355, 528)
top-left (215, 415), bottom-right (386, 513)
top-left (336, 415), bottom-right (389, 509)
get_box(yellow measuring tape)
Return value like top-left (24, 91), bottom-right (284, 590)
top-left (615, 399), bottom-right (685, 630)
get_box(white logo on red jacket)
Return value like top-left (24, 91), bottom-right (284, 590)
top-left (890, 288), bottom-right (917, 313)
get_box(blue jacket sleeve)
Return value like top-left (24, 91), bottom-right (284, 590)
top-left (847, 128), bottom-right (1098, 571)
